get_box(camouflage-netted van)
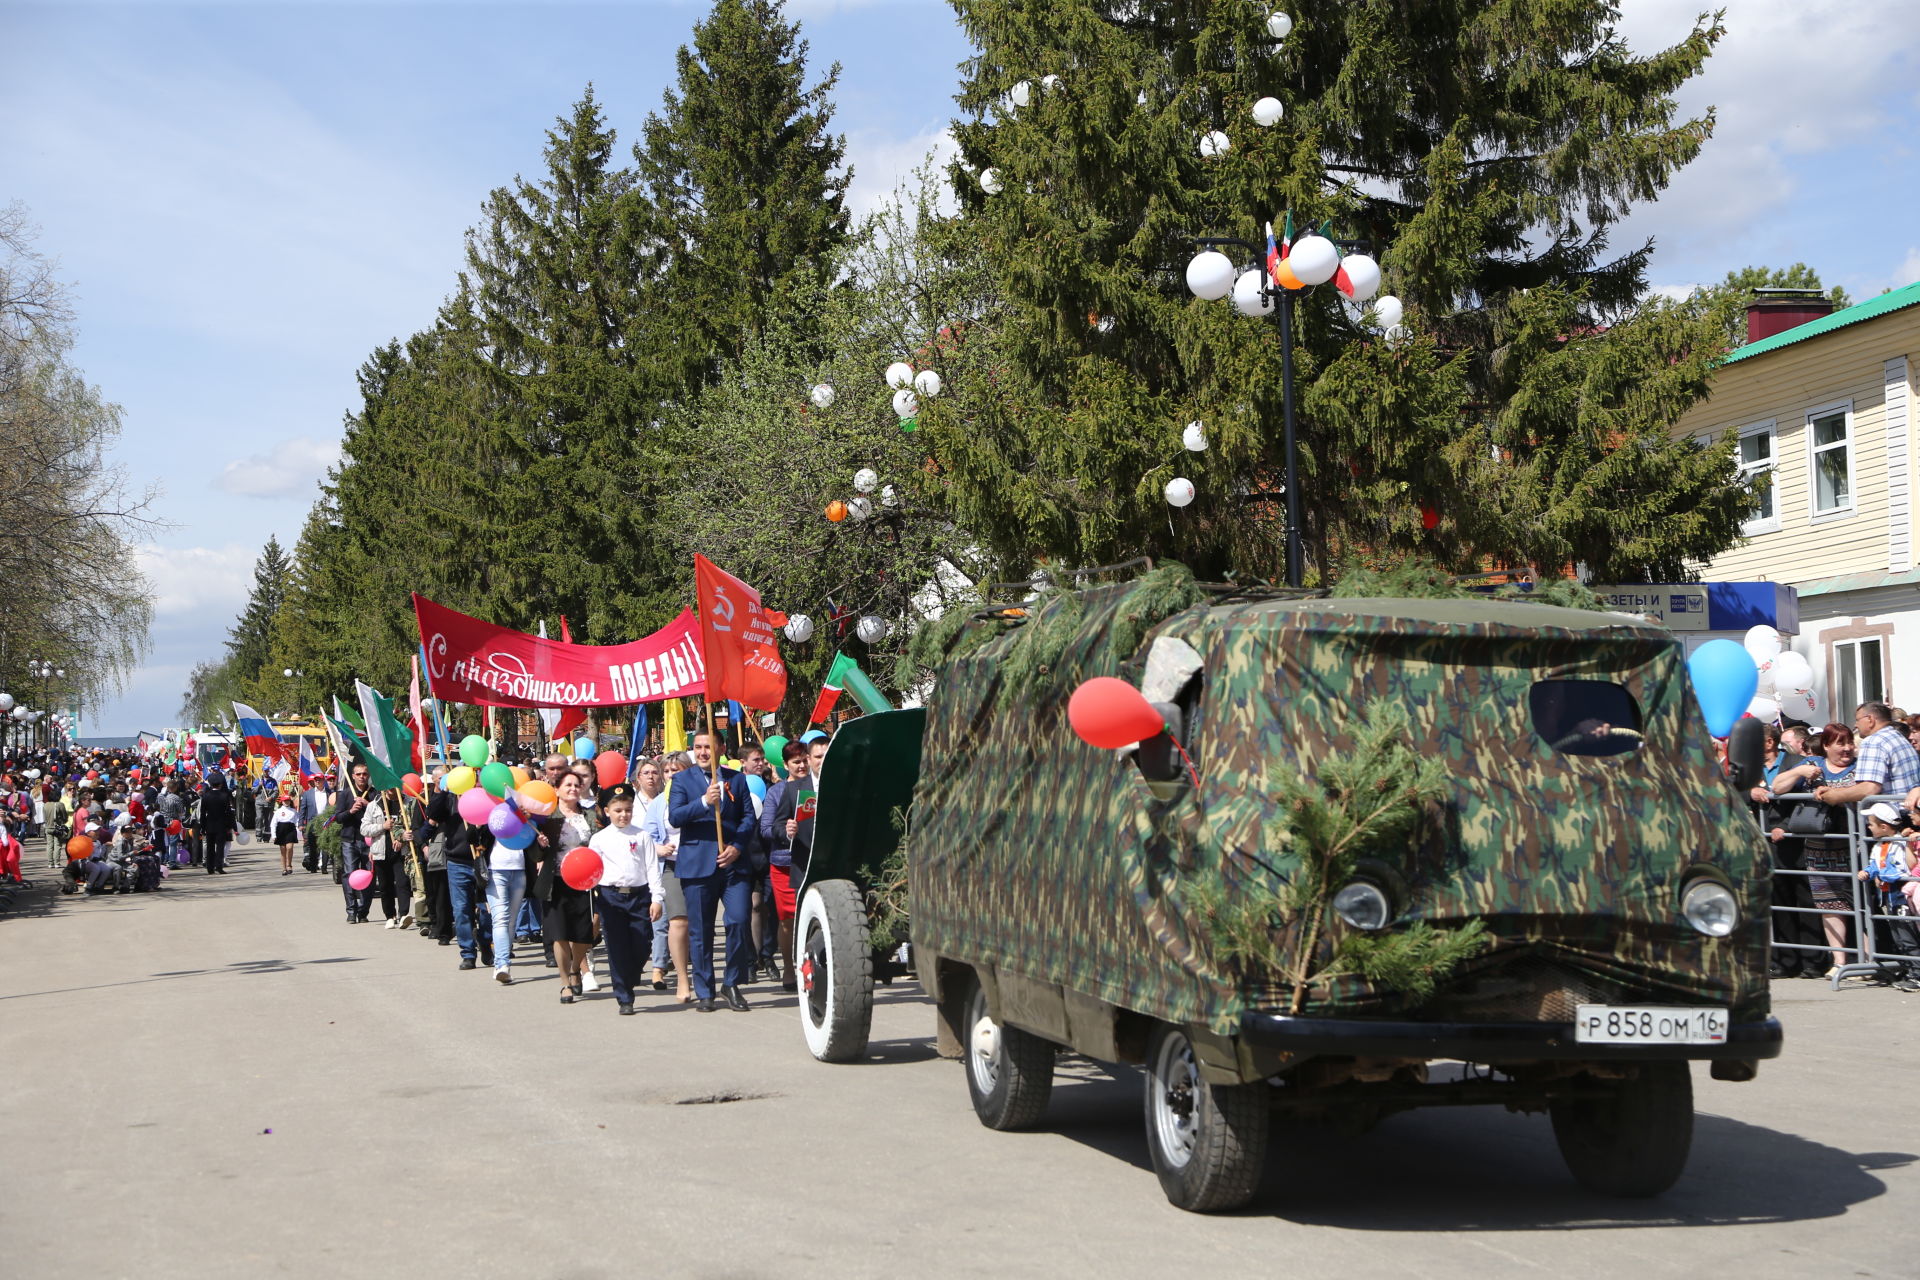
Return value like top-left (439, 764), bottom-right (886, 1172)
top-left (796, 575), bottom-right (1782, 1213)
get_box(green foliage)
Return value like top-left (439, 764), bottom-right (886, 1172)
top-left (1717, 263), bottom-right (1852, 313)
top-left (1187, 701), bottom-right (1481, 1012)
top-left (1328, 554), bottom-right (1607, 609)
top-left (995, 586), bottom-right (1084, 708)
top-left (1104, 561), bottom-right (1204, 665)
top-left (936, 0), bottom-right (1743, 584)
top-left (224, 535), bottom-right (291, 694)
top-left (863, 806), bottom-right (913, 951)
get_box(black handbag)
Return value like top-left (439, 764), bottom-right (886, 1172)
top-left (1784, 801), bottom-right (1831, 837)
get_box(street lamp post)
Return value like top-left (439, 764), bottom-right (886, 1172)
top-left (29, 661), bottom-right (64, 750)
top-left (1184, 231), bottom-right (1397, 587)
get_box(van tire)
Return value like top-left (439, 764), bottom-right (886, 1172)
top-left (1143, 1024), bottom-right (1268, 1212)
top-left (797, 880), bottom-right (873, 1062)
top-left (1550, 1061), bottom-right (1693, 1197)
top-left (963, 978), bottom-right (1053, 1130)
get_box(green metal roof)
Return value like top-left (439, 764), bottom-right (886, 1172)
top-left (1724, 278), bottom-right (1920, 364)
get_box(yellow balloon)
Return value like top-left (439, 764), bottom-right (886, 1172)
top-left (509, 766), bottom-right (529, 788)
top-left (446, 766), bottom-right (477, 795)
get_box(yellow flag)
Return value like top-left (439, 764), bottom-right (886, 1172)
top-left (663, 698), bottom-right (685, 752)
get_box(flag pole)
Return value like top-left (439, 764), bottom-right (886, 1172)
top-left (704, 700), bottom-right (725, 854)
top-left (417, 642), bottom-right (453, 766)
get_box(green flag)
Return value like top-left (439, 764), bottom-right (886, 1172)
top-left (354, 679), bottom-right (414, 791)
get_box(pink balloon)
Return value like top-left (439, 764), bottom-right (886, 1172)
top-left (347, 868), bottom-right (373, 891)
top-left (457, 786), bottom-right (496, 826)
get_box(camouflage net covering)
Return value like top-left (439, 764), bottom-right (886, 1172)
top-left (909, 583), bottom-right (1772, 1035)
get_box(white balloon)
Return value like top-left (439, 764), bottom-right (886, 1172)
top-left (880, 484), bottom-right (901, 507)
top-left (0, 694), bottom-right (13, 712)
top-left (1008, 80), bottom-right (1032, 109)
top-left (1336, 253), bottom-right (1381, 302)
top-left (1185, 250), bottom-right (1236, 301)
top-left (1742, 624), bottom-right (1782, 663)
top-left (853, 468), bottom-right (879, 494)
top-left (1773, 650), bottom-right (1814, 695)
top-left (1372, 295), bottom-right (1404, 329)
top-left (1251, 97), bottom-right (1285, 127)
top-left (979, 167), bottom-right (1003, 195)
top-left (1165, 477), bottom-right (1196, 508)
top-left (1182, 420), bottom-right (1208, 452)
top-left (892, 388), bottom-right (919, 418)
top-left (847, 496), bottom-right (874, 522)
top-left (783, 614), bottom-right (815, 644)
top-left (1287, 234), bottom-right (1339, 286)
top-left (1041, 74), bottom-right (1061, 91)
top-left (884, 361), bottom-right (915, 389)
top-left (809, 383), bottom-right (835, 409)
top-left (913, 369), bottom-right (943, 397)
top-left (1231, 269), bottom-right (1274, 317)
top-left (1199, 130), bottom-right (1231, 158)
top-left (1755, 663), bottom-right (1778, 698)
top-left (856, 615), bottom-right (890, 644)
top-left (1267, 11), bottom-right (1294, 39)
top-left (1747, 695), bottom-right (1781, 723)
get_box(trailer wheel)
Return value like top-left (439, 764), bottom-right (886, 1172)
top-left (797, 879), bottom-right (873, 1062)
top-left (963, 978), bottom-right (1053, 1130)
top-left (1142, 1024), bottom-right (1268, 1212)
top-left (1550, 1061), bottom-right (1693, 1197)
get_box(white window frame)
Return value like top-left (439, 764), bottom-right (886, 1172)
top-left (1833, 637), bottom-right (1885, 714)
top-left (1736, 419), bottom-right (1779, 535)
top-left (1806, 398), bottom-right (1855, 522)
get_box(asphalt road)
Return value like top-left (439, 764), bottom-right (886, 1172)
top-left (3, 837), bottom-right (1916, 1280)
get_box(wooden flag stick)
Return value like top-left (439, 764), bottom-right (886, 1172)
top-left (705, 700), bottom-right (725, 854)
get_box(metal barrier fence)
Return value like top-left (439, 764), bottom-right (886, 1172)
top-left (1757, 791), bottom-right (1920, 989)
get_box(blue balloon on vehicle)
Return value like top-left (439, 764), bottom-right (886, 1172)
top-left (573, 737), bottom-right (597, 760)
top-left (1686, 638), bottom-right (1759, 738)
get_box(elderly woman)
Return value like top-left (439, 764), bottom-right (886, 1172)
top-left (1774, 722), bottom-right (1859, 975)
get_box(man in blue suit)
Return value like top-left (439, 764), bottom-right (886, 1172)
top-left (668, 730), bottom-right (757, 1011)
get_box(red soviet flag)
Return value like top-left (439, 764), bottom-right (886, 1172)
top-left (693, 554), bottom-right (789, 711)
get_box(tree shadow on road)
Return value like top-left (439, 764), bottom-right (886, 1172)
top-left (1040, 1060), bottom-right (1905, 1228)
top-left (0, 954), bottom-right (368, 1001)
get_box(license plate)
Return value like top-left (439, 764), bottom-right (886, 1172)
top-left (1573, 1005), bottom-right (1728, 1045)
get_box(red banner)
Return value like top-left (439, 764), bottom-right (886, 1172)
top-left (413, 594), bottom-right (707, 708)
top-left (693, 554), bottom-right (788, 711)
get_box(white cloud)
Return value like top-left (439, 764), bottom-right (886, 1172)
top-left (844, 123), bottom-right (959, 224)
top-left (1894, 248), bottom-right (1920, 290)
top-left (215, 435), bottom-right (340, 499)
top-left (133, 543), bottom-right (258, 618)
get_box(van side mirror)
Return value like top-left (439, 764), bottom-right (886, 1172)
top-left (1726, 717), bottom-right (1767, 791)
top-left (1135, 702), bottom-right (1184, 783)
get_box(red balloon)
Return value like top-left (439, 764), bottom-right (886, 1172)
top-left (594, 751), bottom-right (626, 789)
top-left (402, 772), bottom-right (425, 798)
top-left (168, 820), bottom-right (182, 835)
top-left (85, 770), bottom-right (98, 781)
top-left (560, 848), bottom-right (604, 891)
top-left (1067, 677), bottom-right (1166, 749)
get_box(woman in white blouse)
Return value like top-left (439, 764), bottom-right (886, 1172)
top-left (534, 773), bottom-right (598, 1003)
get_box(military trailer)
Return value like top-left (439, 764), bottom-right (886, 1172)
top-left (795, 576), bottom-right (1782, 1213)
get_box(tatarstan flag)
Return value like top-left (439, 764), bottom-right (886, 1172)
top-left (809, 652), bottom-right (859, 724)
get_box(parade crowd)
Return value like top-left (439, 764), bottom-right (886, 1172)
top-left (13, 717), bottom-right (831, 1017)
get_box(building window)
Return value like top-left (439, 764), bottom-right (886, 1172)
top-left (1737, 420), bottom-right (1777, 533)
top-left (1808, 402), bottom-right (1853, 517)
top-left (1833, 637), bottom-right (1885, 715)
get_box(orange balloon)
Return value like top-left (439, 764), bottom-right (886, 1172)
top-left (826, 500), bottom-right (849, 523)
top-left (66, 835), bottom-right (92, 860)
top-left (509, 766), bottom-right (530, 789)
top-left (517, 779), bottom-right (558, 817)
top-left (1273, 258), bottom-right (1306, 291)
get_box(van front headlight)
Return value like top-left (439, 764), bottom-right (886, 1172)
top-left (1681, 879), bottom-right (1739, 938)
top-left (1332, 881), bottom-right (1392, 931)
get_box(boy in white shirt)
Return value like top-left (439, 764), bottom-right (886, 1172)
top-left (588, 792), bottom-right (664, 1015)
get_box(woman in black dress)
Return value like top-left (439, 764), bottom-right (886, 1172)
top-left (535, 772), bottom-right (599, 1003)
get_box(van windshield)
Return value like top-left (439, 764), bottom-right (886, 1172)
top-left (1529, 680), bottom-right (1644, 757)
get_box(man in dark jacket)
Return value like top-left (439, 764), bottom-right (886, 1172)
top-left (198, 773), bottom-right (236, 874)
top-left (421, 781), bottom-right (492, 968)
top-left (334, 763), bottom-right (374, 923)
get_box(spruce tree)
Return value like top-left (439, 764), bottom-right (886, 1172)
top-left (635, 0), bottom-right (852, 395)
top-left (224, 535), bottom-right (291, 687)
top-left (934, 0), bottom-right (1747, 582)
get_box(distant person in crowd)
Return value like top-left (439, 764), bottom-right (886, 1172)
top-left (199, 772), bottom-right (236, 875)
top-left (272, 785), bottom-right (300, 875)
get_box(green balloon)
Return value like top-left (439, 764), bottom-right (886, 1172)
top-left (763, 735), bottom-right (789, 778)
top-left (479, 761), bottom-right (512, 799)
top-left (459, 734), bottom-right (489, 768)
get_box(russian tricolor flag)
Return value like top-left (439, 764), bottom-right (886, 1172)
top-left (231, 702), bottom-right (286, 765)
top-left (297, 738), bottom-right (320, 783)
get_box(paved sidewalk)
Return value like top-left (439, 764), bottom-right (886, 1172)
top-left (2, 838), bottom-right (1916, 1279)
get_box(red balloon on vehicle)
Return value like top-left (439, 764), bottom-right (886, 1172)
top-left (1067, 677), bottom-right (1166, 749)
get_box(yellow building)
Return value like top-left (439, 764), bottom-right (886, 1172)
top-left (1677, 281), bottom-right (1920, 718)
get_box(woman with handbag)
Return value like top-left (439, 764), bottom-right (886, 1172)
top-left (1774, 722), bottom-right (1860, 974)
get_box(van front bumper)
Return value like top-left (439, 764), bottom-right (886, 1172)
top-left (1237, 1011), bottom-right (1783, 1064)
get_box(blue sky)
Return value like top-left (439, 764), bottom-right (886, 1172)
top-left (3, 0), bottom-right (1916, 735)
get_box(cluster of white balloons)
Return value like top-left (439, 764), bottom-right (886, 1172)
top-left (1743, 625), bottom-right (1817, 723)
top-left (885, 360), bottom-right (942, 420)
